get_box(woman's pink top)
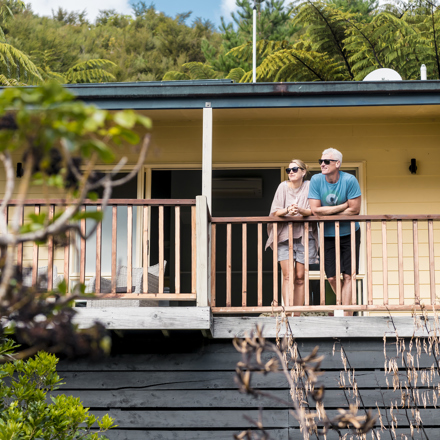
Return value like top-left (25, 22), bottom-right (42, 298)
top-left (265, 180), bottom-right (319, 262)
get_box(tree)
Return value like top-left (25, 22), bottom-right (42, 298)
top-left (0, 341), bottom-right (115, 439)
top-left (0, 82), bottom-right (152, 360)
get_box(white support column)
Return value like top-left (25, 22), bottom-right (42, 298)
top-left (196, 195), bottom-right (210, 307)
top-left (202, 105), bottom-right (213, 213)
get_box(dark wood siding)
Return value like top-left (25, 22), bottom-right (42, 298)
top-left (56, 333), bottom-right (437, 439)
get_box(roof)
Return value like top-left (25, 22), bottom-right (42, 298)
top-left (65, 80), bottom-right (440, 110)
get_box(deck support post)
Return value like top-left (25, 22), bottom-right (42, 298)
top-left (196, 195), bottom-right (211, 308)
top-left (202, 105), bottom-right (212, 212)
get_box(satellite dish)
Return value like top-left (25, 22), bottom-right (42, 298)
top-left (363, 68), bottom-right (402, 81)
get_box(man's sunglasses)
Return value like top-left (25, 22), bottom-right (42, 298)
top-left (286, 167), bottom-right (303, 174)
top-left (319, 159), bottom-right (338, 165)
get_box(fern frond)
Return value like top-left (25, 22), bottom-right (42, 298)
top-left (0, 42), bottom-right (41, 82)
top-left (66, 69), bottom-right (116, 84)
top-left (162, 71), bottom-right (191, 81)
top-left (182, 62), bottom-right (218, 79)
top-left (226, 67), bottom-right (246, 82)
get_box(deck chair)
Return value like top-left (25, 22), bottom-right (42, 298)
top-left (85, 261), bottom-right (167, 307)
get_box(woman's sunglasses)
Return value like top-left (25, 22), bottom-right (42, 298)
top-left (318, 159), bottom-right (338, 165)
top-left (286, 167), bottom-right (303, 174)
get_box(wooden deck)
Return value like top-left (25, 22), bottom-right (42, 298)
top-left (72, 309), bottom-right (429, 339)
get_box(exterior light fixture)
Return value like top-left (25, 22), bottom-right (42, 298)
top-left (16, 162), bottom-right (24, 178)
top-left (409, 158), bottom-right (417, 174)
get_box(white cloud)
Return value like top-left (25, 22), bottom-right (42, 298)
top-left (27, 0), bottom-right (133, 22)
top-left (220, 0), bottom-right (238, 17)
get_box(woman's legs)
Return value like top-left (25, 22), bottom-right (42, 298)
top-left (293, 261), bottom-right (305, 316)
top-left (279, 260), bottom-right (305, 316)
top-left (279, 260), bottom-right (291, 308)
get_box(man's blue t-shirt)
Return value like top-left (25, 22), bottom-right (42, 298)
top-left (308, 171), bottom-right (361, 237)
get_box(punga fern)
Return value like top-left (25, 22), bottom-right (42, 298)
top-left (64, 59), bottom-right (116, 84)
top-left (162, 62), bottom-right (221, 81)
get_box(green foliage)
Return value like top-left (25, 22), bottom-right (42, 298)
top-left (228, 0), bottom-right (440, 82)
top-left (0, 81), bottom-right (151, 234)
top-left (0, 343), bottom-right (115, 439)
top-left (163, 61), bottom-right (219, 80)
top-left (0, 82), bottom-right (151, 360)
top-left (328, 0), bottom-right (378, 21)
top-left (5, 3), bottom-right (219, 83)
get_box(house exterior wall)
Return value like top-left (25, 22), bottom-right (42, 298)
top-left (2, 105), bottom-right (440, 310)
top-left (55, 333), bottom-right (436, 439)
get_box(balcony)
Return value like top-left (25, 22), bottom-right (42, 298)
top-left (6, 197), bottom-right (440, 338)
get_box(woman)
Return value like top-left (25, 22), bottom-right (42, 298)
top-left (266, 159), bottom-right (319, 315)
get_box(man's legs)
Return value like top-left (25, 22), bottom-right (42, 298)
top-left (325, 230), bottom-right (360, 316)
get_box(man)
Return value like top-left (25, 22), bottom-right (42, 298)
top-left (308, 148), bottom-right (361, 316)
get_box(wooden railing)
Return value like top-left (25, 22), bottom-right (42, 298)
top-left (210, 215), bottom-right (440, 314)
top-left (4, 199), bottom-right (198, 301)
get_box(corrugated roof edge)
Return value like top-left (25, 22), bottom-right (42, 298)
top-left (62, 80), bottom-right (440, 99)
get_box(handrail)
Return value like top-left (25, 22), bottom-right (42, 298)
top-left (3, 198), bottom-right (196, 206)
top-left (210, 216), bottom-right (439, 314)
top-left (212, 214), bottom-right (440, 223)
top-left (4, 199), bottom-right (198, 301)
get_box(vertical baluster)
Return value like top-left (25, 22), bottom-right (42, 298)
top-left (111, 205), bottom-right (117, 294)
top-left (175, 206), bottom-right (181, 295)
top-left (143, 206), bottom-right (149, 293)
top-left (428, 220), bottom-right (436, 305)
top-left (351, 222), bottom-right (357, 306)
top-left (288, 223), bottom-right (293, 307)
top-left (413, 220), bottom-right (420, 302)
top-left (397, 220), bottom-right (404, 305)
top-left (366, 220), bottom-right (373, 305)
top-left (79, 206), bottom-right (86, 285)
top-left (272, 222), bottom-right (278, 306)
top-left (319, 221), bottom-right (325, 306)
top-left (16, 206), bottom-right (23, 272)
top-left (0, 206), bottom-right (8, 259)
top-left (64, 229), bottom-right (70, 293)
top-left (304, 221), bottom-right (309, 306)
top-left (211, 223), bottom-right (216, 306)
top-left (159, 205), bottom-right (164, 294)
top-left (32, 205), bottom-right (40, 286)
top-left (226, 223), bottom-right (232, 307)
top-left (258, 222), bottom-right (263, 307)
top-left (127, 205), bottom-right (133, 294)
top-left (95, 206), bottom-right (102, 293)
top-left (191, 205), bottom-right (197, 294)
top-left (335, 221), bottom-right (341, 306)
top-left (382, 221), bottom-right (388, 306)
top-left (242, 223), bottom-right (247, 307)
top-left (47, 205), bottom-right (54, 291)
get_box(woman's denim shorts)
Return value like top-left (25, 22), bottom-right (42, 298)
top-left (277, 235), bottom-right (318, 263)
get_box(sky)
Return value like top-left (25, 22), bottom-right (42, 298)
top-left (26, 0), bottom-right (238, 28)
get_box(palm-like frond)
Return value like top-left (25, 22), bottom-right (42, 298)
top-left (0, 74), bottom-right (25, 86)
top-left (292, 1), bottom-right (355, 79)
top-left (65, 59), bottom-right (116, 83)
top-left (183, 62), bottom-right (218, 79)
top-left (0, 42), bottom-right (41, 83)
top-left (162, 71), bottom-right (191, 81)
top-left (226, 67), bottom-right (246, 82)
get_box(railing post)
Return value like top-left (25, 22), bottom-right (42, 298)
top-left (196, 195), bottom-right (210, 307)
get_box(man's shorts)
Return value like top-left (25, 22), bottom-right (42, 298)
top-left (277, 235), bottom-right (318, 264)
top-left (323, 229), bottom-right (361, 278)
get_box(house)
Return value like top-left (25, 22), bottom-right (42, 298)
top-left (3, 79), bottom-right (440, 438)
